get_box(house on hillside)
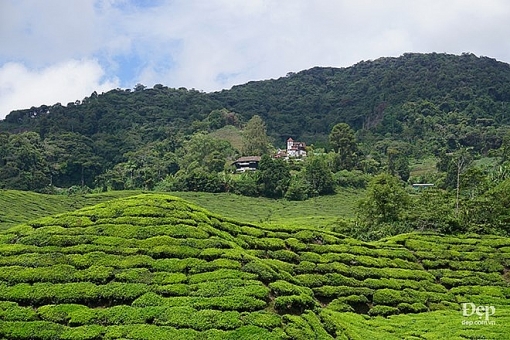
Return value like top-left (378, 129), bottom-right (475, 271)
top-left (232, 156), bottom-right (261, 173)
top-left (275, 138), bottom-right (307, 160)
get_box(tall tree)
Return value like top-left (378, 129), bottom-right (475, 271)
top-left (179, 132), bottom-right (237, 173)
top-left (387, 147), bottom-right (410, 182)
top-left (357, 173), bottom-right (410, 225)
top-left (329, 123), bottom-right (359, 171)
top-left (0, 132), bottom-right (49, 190)
top-left (303, 156), bottom-right (335, 196)
top-left (257, 155), bottom-right (290, 198)
top-left (242, 115), bottom-right (271, 156)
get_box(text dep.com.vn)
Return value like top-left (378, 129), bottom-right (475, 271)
top-left (461, 303), bottom-right (496, 326)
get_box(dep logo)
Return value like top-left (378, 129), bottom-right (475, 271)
top-left (461, 303), bottom-right (496, 326)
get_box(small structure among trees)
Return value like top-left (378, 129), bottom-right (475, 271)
top-left (275, 138), bottom-right (307, 159)
top-left (232, 156), bottom-right (261, 173)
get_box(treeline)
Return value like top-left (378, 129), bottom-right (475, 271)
top-left (1, 52), bottom-right (510, 192)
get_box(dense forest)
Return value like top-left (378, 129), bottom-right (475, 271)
top-left (1, 53), bottom-right (509, 236)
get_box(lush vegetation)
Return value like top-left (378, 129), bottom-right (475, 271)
top-left (0, 194), bottom-right (509, 339)
top-left (1, 53), bottom-right (509, 194)
top-left (0, 188), bottom-right (363, 232)
top-left (1, 52), bottom-right (509, 339)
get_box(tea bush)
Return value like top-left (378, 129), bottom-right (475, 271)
top-left (368, 305), bottom-right (399, 316)
top-left (269, 280), bottom-right (313, 297)
top-left (274, 294), bottom-right (317, 314)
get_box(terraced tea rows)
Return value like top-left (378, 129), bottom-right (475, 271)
top-left (0, 194), bottom-right (509, 339)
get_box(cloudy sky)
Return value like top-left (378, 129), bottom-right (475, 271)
top-left (1, 0), bottom-right (510, 120)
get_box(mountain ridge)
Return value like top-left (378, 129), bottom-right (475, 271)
top-left (1, 52), bottom-right (509, 190)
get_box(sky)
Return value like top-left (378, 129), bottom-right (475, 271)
top-left (1, 0), bottom-right (510, 120)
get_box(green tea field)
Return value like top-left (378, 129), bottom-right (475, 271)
top-left (0, 189), bottom-right (363, 231)
top-left (0, 194), bottom-right (509, 339)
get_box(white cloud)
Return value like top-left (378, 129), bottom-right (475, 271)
top-left (0, 59), bottom-right (118, 119)
top-left (2, 0), bottom-right (510, 115)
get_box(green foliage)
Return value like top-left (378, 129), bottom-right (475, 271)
top-left (1, 193), bottom-right (510, 339)
top-left (2, 53), bottom-right (510, 195)
top-left (284, 174), bottom-right (310, 201)
top-left (241, 115), bottom-right (272, 156)
top-left (357, 173), bottom-right (410, 226)
top-left (179, 132), bottom-right (237, 173)
top-left (334, 170), bottom-right (371, 188)
top-left (257, 155), bottom-right (290, 198)
top-left (274, 294), bottom-right (316, 314)
top-left (241, 311), bottom-right (282, 329)
top-left (269, 280), bottom-right (313, 297)
top-left (303, 156), bottom-right (335, 196)
top-left (368, 305), bottom-right (399, 316)
top-left (329, 123), bottom-right (359, 171)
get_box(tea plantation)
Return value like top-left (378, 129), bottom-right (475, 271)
top-left (0, 194), bottom-right (509, 339)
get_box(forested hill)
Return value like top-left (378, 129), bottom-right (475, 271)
top-left (1, 53), bottom-right (510, 190)
top-left (2, 52), bottom-right (510, 145)
top-left (214, 52), bottom-right (510, 142)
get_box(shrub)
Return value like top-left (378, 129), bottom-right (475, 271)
top-left (152, 258), bottom-right (189, 272)
top-left (0, 321), bottom-right (64, 340)
top-left (326, 299), bottom-right (354, 312)
top-left (285, 238), bottom-right (308, 252)
top-left (397, 302), bottom-right (428, 313)
top-left (373, 289), bottom-right (405, 306)
top-left (148, 245), bottom-right (200, 259)
top-left (74, 265), bottom-right (114, 284)
top-left (100, 282), bottom-right (149, 303)
top-left (301, 311), bottom-right (334, 340)
top-left (0, 301), bottom-right (38, 321)
top-left (284, 175), bottom-right (310, 201)
top-left (323, 273), bottom-right (363, 287)
top-left (152, 272), bottom-right (187, 285)
top-left (189, 258), bottom-right (241, 273)
top-left (368, 305), bottom-right (399, 316)
top-left (313, 286), bottom-right (373, 298)
top-left (274, 294), bottom-right (316, 314)
top-left (38, 304), bottom-right (91, 324)
top-left (192, 295), bottom-right (267, 311)
top-left (242, 261), bottom-right (279, 282)
top-left (295, 261), bottom-right (317, 274)
top-left (241, 311), bottom-right (282, 329)
top-left (268, 249), bottom-right (300, 263)
top-left (188, 269), bottom-right (257, 284)
top-left (153, 284), bottom-right (189, 297)
top-left (192, 309), bottom-right (242, 331)
top-left (300, 252), bottom-right (323, 263)
top-left (334, 170), bottom-right (370, 188)
top-left (132, 292), bottom-right (166, 307)
top-left (114, 268), bottom-right (153, 284)
top-left (294, 274), bottom-right (325, 288)
top-left (281, 314), bottom-right (316, 340)
top-left (269, 280), bottom-right (313, 297)
top-left (59, 325), bottom-right (105, 340)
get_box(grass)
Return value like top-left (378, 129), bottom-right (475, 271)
top-left (208, 125), bottom-right (244, 151)
top-left (0, 193), bottom-right (509, 339)
top-left (0, 188), bottom-right (363, 231)
top-left (0, 190), bottom-right (141, 231)
top-left (410, 157), bottom-right (438, 177)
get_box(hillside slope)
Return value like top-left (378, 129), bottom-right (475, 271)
top-left (0, 189), bottom-right (363, 231)
top-left (0, 194), bottom-right (509, 339)
top-left (1, 52), bottom-right (510, 190)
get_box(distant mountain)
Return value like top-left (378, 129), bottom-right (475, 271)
top-left (3, 52), bottom-right (509, 144)
top-left (212, 52), bottom-right (510, 145)
top-left (1, 53), bottom-right (509, 189)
